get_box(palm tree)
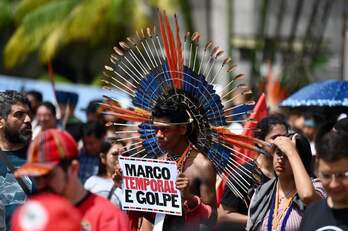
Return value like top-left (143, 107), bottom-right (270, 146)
top-left (2, 0), bottom-right (195, 83)
top-left (4, 0), bottom-right (151, 69)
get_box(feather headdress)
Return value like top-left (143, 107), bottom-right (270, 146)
top-left (102, 11), bottom-right (269, 201)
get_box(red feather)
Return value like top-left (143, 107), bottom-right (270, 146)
top-left (159, 12), bottom-right (177, 88)
top-left (175, 14), bottom-right (183, 89)
top-left (158, 12), bottom-right (172, 69)
top-left (164, 12), bottom-right (179, 88)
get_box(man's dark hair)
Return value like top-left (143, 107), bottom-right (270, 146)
top-left (334, 117), bottom-right (348, 132)
top-left (0, 90), bottom-right (31, 119)
top-left (152, 100), bottom-right (189, 123)
top-left (82, 122), bottom-right (106, 139)
top-left (26, 90), bottom-right (43, 103)
top-left (253, 113), bottom-right (289, 140)
top-left (315, 130), bottom-right (348, 161)
top-left (40, 101), bottom-right (57, 118)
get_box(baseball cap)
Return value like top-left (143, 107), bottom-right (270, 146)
top-left (12, 193), bottom-right (82, 231)
top-left (14, 129), bottom-right (78, 177)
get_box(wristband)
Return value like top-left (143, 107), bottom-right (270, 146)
top-left (184, 195), bottom-right (201, 213)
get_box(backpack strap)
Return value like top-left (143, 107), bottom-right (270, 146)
top-left (0, 153), bottom-right (31, 195)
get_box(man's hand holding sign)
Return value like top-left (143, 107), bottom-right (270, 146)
top-left (176, 173), bottom-right (198, 209)
top-left (119, 156), bottom-right (182, 216)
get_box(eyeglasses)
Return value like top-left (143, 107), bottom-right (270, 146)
top-left (317, 171), bottom-right (348, 184)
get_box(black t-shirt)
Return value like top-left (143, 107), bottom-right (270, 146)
top-left (300, 199), bottom-right (348, 231)
top-left (221, 161), bottom-right (270, 215)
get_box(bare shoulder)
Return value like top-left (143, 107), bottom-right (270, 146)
top-left (193, 151), bottom-right (215, 172)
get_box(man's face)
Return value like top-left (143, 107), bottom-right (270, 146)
top-left (83, 135), bottom-right (103, 155)
top-left (317, 158), bottom-right (348, 206)
top-left (154, 117), bottom-right (186, 152)
top-left (2, 103), bottom-right (32, 145)
top-left (34, 166), bottom-right (68, 196)
top-left (37, 105), bottom-right (56, 130)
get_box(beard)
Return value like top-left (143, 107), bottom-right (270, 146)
top-left (4, 123), bottom-right (32, 145)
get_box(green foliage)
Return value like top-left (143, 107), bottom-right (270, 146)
top-left (0, 0), bottom-right (15, 30)
top-left (39, 73), bottom-right (72, 83)
top-left (14, 0), bottom-right (56, 23)
top-left (91, 75), bottom-right (103, 87)
top-left (148, 0), bottom-right (178, 13)
top-left (4, 0), bottom-right (77, 67)
top-left (4, 0), bottom-right (151, 69)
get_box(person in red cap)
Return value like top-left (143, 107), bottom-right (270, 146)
top-left (14, 129), bottom-right (130, 231)
top-left (12, 193), bottom-right (82, 231)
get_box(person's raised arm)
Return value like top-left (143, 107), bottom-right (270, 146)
top-left (272, 135), bottom-right (322, 205)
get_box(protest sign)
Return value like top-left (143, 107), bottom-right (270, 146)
top-left (119, 156), bottom-right (182, 216)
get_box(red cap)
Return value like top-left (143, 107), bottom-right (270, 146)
top-left (15, 129), bottom-right (78, 177)
top-left (12, 193), bottom-right (82, 231)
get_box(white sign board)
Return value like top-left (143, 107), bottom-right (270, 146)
top-left (119, 156), bottom-right (182, 216)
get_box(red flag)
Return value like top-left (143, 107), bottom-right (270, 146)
top-left (243, 93), bottom-right (267, 136)
top-left (238, 93), bottom-right (268, 164)
top-left (216, 93), bottom-right (268, 203)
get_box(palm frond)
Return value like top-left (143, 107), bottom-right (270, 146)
top-left (65, 0), bottom-right (148, 43)
top-left (14, 0), bottom-right (55, 24)
top-left (4, 0), bottom-right (77, 68)
top-left (0, 0), bottom-right (15, 30)
top-left (4, 0), bottom-right (153, 68)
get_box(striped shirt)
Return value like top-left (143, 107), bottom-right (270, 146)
top-left (257, 178), bottom-right (327, 231)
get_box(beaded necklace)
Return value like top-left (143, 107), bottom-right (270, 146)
top-left (173, 144), bottom-right (193, 172)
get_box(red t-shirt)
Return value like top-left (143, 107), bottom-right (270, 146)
top-left (76, 192), bottom-right (130, 231)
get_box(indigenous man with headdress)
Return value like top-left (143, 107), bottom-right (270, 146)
top-left (151, 100), bottom-right (217, 230)
top-left (104, 11), bottom-right (269, 231)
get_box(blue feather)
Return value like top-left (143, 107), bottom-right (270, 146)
top-left (138, 122), bottom-right (165, 158)
top-left (207, 143), bottom-right (231, 170)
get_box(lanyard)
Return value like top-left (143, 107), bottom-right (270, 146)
top-left (267, 183), bottom-right (295, 231)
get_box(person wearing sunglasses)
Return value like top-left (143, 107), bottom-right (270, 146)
top-left (300, 128), bottom-right (348, 230)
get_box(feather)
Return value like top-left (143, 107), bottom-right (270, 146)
top-left (99, 103), bottom-right (150, 120)
top-left (163, 12), bottom-right (178, 86)
top-left (174, 14), bottom-right (183, 89)
top-left (103, 111), bottom-right (149, 123)
top-left (159, 11), bottom-right (177, 87)
top-left (213, 127), bottom-right (269, 147)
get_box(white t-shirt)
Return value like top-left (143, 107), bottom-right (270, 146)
top-left (84, 176), bottom-right (123, 208)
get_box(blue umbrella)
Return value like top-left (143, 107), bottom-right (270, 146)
top-left (281, 80), bottom-right (348, 107)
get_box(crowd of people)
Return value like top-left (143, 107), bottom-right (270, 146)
top-left (0, 89), bottom-right (347, 231)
